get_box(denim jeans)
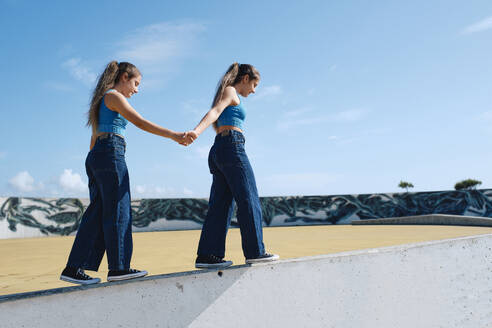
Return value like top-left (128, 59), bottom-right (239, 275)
top-left (66, 134), bottom-right (133, 271)
top-left (197, 130), bottom-right (265, 259)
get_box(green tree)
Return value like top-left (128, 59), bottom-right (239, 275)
top-left (398, 181), bottom-right (414, 192)
top-left (454, 179), bottom-right (482, 190)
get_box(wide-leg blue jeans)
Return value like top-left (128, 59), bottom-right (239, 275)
top-left (66, 134), bottom-right (133, 271)
top-left (197, 130), bottom-right (265, 259)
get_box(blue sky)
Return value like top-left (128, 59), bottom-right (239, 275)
top-left (1, 0), bottom-right (491, 198)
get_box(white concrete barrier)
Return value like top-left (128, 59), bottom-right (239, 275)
top-left (1, 234), bottom-right (492, 327)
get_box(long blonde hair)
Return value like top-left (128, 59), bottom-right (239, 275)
top-left (211, 63), bottom-right (260, 130)
top-left (87, 61), bottom-right (140, 132)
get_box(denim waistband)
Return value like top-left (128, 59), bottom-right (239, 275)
top-left (96, 133), bottom-right (126, 147)
top-left (214, 129), bottom-right (245, 144)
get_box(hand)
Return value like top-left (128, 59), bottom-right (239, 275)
top-left (171, 132), bottom-right (186, 145)
top-left (174, 130), bottom-right (197, 146)
top-left (183, 130), bottom-right (198, 146)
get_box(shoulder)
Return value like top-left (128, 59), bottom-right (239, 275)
top-left (104, 89), bottom-right (124, 101)
top-left (104, 90), bottom-right (127, 111)
top-left (223, 86), bottom-right (240, 106)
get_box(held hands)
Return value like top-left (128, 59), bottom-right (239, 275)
top-left (174, 130), bottom-right (198, 146)
top-left (183, 130), bottom-right (198, 146)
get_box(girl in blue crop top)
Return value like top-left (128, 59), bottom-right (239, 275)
top-left (187, 63), bottom-right (279, 269)
top-left (61, 61), bottom-right (196, 286)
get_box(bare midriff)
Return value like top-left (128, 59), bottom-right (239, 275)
top-left (216, 125), bottom-right (243, 134)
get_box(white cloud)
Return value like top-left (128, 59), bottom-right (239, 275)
top-left (277, 115), bottom-right (329, 131)
top-left (194, 145), bottom-right (210, 159)
top-left (9, 171), bottom-right (35, 192)
top-left (134, 184), bottom-right (175, 197)
top-left (277, 108), bottom-right (368, 131)
top-left (135, 185), bottom-right (147, 194)
top-left (253, 85), bottom-right (282, 101)
top-left (481, 111), bottom-right (492, 121)
top-left (44, 81), bottom-right (76, 92)
top-left (335, 109), bottom-right (367, 122)
top-left (59, 169), bottom-right (87, 193)
top-left (133, 184), bottom-right (194, 198)
top-left (62, 58), bottom-right (97, 85)
top-left (116, 22), bottom-right (205, 71)
top-left (284, 108), bottom-right (313, 118)
top-left (181, 98), bottom-right (208, 121)
top-left (59, 22), bottom-right (204, 90)
top-left (154, 186), bottom-right (168, 194)
top-left (8, 170), bottom-right (88, 196)
top-left (48, 189), bottom-right (62, 197)
top-left (462, 16), bottom-right (492, 34)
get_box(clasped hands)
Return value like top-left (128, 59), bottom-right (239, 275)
top-left (176, 130), bottom-right (198, 146)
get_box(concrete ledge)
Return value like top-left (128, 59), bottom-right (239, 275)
top-left (1, 234), bottom-right (492, 327)
top-left (352, 214), bottom-right (492, 227)
top-left (0, 265), bottom-right (253, 304)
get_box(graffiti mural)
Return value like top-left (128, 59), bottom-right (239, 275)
top-left (0, 198), bottom-right (85, 237)
top-left (1, 189), bottom-right (491, 239)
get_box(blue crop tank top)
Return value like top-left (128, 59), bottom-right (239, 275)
top-left (98, 89), bottom-right (128, 136)
top-left (216, 96), bottom-right (246, 130)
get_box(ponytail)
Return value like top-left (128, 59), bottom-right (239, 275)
top-left (211, 62), bottom-right (260, 131)
top-left (87, 61), bottom-right (140, 132)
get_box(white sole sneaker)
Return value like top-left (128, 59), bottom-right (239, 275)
top-left (245, 254), bottom-right (279, 264)
top-left (195, 261), bottom-right (233, 269)
top-left (60, 275), bottom-right (101, 285)
top-left (107, 270), bottom-right (148, 282)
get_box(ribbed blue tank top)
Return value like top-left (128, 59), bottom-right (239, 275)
top-left (216, 97), bottom-right (246, 130)
top-left (98, 89), bottom-right (128, 136)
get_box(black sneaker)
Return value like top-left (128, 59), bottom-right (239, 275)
top-left (195, 255), bottom-right (233, 269)
top-left (245, 253), bottom-right (279, 264)
top-left (60, 267), bottom-right (101, 285)
top-left (107, 268), bottom-right (148, 282)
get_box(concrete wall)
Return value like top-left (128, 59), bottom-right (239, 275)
top-left (1, 234), bottom-right (491, 327)
top-left (2, 188), bottom-right (492, 239)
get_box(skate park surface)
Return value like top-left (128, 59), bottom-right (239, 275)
top-left (1, 224), bottom-right (491, 296)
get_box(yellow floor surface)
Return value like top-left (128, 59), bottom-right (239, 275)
top-left (1, 225), bottom-right (491, 296)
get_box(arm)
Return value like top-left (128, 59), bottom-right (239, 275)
top-left (105, 92), bottom-right (185, 143)
top-left (89, 126), bottom-right (97, 150)
top-left (192, 86), bottom-right (237, 136)
top-left (90, 134), bottom-right (97, 150)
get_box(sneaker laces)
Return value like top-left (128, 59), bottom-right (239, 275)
top-left (77, 269), bottom-right (92, 280)
top-left (209, 255), bottom-right (224, 263)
